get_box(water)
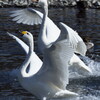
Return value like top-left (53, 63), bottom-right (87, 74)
top-left (0, 7), bottom-right (100, 100)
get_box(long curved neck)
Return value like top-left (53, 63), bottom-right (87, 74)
top-left (38, 5), bottom-right (49, 51)
top-left (41, 6), bottom-right (48, 30)
top-left (19, 39), bottom-right (33, 78)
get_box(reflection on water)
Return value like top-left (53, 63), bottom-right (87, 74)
top-left (0, 7), bottom-right (100, 100)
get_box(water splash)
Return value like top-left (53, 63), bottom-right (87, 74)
top-left (82, 56), bottom-right (100, 76)
top-left (80, 95), bottom-right (100, 100)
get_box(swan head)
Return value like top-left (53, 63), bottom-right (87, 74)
top-left (21, 31), bottom-right (33, 45)
top-left (86, 42), bottom-right (94, 49)
top-left (31, 0), bottom-right (48, 8)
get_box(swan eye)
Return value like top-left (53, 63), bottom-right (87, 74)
top-left (27, 33), bottom-right (29, 35)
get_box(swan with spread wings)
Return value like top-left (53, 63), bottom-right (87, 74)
top-left (7, 23), bottom-right (81, 99)
top-left (10, 0), bottom-right (92, 73)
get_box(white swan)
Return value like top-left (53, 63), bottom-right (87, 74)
top-left (10, 0), bottom-right (91, 73)
top-left (7, 28), bottom-right (79, 100)
top-left (7, 32), bottom-right (43, 76)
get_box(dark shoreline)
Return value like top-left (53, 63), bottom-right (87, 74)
top-left (0, 1), bottom-right (100, 9)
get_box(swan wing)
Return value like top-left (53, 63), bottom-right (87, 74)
top-left (7, 32), bottom-right (29, 54)
top-left (59, 22), bottom-right (87, 56)
top-left (69, 54), bottom-right (92, 73)
top-left (46, 18), bottom-right (60, 43)
top-left (10, 8), bottom-right (42, 25)
top-left (10, 8), bottom-right (61, 43)
top-left (56, 23), bottom-right (92, 73)
top-left (43, 39), bottom-right (74, 88)
top-left (7, 32), bottom-right (43, 75)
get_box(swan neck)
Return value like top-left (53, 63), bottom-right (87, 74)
top-left (40, 6), bottom-right (48, 46)
top-left (19, 39), bottom-right (33, 78)
top-left (41, 6), bottom-right (48, 33)
top-left (29, 40), bottom-right (34, 52)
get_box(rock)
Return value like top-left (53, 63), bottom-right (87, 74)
top-left (0, 0), bottom-right (100, 8)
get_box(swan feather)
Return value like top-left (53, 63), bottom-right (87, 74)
top-left (10, 8), bottom-right (42, 25)
top-left (59, 22), bottom-right (87, 56)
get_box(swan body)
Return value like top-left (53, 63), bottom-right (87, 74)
top-left (8, 30), bottom-right (79, 99)
top-left (10, 0), bottom-right (91, 74)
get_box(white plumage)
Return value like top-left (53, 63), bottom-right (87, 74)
top-left (7, 32), bottom-right (43, 76)
top-left (9, 0), bottom-right (93, 99)
top-left (10, 0), bottom-right (92, 78)
top-left (7, 28), bottom-right (79, 99)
